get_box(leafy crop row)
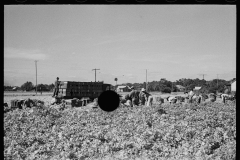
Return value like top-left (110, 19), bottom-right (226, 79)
top-left (4, 101), bottom-right (236, 160)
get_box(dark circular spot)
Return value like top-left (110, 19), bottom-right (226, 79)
top-left (98, 90), bottom-right (120, 112)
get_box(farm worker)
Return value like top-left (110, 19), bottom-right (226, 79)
top-left (166, 96), bottom-right (177, 104)
top-left (121, 94), bottom-right (133, 107)
top-left (220, 93), bottom-right (229, 103)
top-left (120, 94), bottom-right (133, 107)
top-left (175, 96), bottom-right (185, 103)
top-left (188, 89), bottom-right (195, 102)
top-left (192, 95), bottom-right (201, 104)
top-left (200, 93), bottom-right (208, 102)
top-left (139, 88), bottom-right (151, 105)
top-left (52, 77), bottom-right (60, 97)
top-left (188, 89), bottom-right (195, 97)
top-left (155, 96), bottom-right (164, 105)
top-left (129, 87), bottom-right (140, 107)
top-left (146, 95), bottom-right (154, 106)
top-left (220, 93), bottom-right (235, 103)
top-left (209, 93), bottom-right (217, 102)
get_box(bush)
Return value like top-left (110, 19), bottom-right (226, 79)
top-left (208, 87), bottom-right (218, 94)
top-left (161, 87), bottom-right (171, 93)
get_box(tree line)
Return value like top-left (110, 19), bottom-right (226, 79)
top-left (121, 78), bottom-right (234, 94)
top-left (4, 78), bottom-right (234, 94)
top-left (4, 81), bottom-right (55, 91)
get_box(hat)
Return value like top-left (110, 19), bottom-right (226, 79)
top-left (141, 88), bottom-right (146, 92)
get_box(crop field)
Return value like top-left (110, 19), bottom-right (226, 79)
top-left (4, 92), bottom-right (236, 160)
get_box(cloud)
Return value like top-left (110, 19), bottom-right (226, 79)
top-left (4, 48), bottom-right (48, 60)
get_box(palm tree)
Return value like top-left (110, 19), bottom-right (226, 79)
top-left (114, 78), bottom-right (118, 91)
top-left (114, 78), bottom-right (118, 86)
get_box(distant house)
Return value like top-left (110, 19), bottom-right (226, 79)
top-left (231, 79), bottom-right (236, 92)
top-left (225, 78), bottom-right (236, 93)
top-left (117, 85), bottom-right (131, 92)
top-left (194, 86), bottom-right (202, 90)
top-left (12, 87), bottom-right (19, 91)
top-left (176, 85), bottom-right (185, 92)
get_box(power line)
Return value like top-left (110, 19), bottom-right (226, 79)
top-left (92, 68), bottom-right (100, 82)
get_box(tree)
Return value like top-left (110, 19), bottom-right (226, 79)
top-left (37, 84), bottom-right (51, 91)
top-left (208, 86), bottom-right (218, 94)
top-left (49, 83), bottom-right (55, 91)
top-left (161, 87), bottom-right (171, 93)
top-left (21, 81), bottom-right (34, 91)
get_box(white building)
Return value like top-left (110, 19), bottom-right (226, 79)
top-left (231, 80), bottom-right (236, 92)
top-left (116, 85), bottom-right (131, 92)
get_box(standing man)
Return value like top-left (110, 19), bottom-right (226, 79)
top-left (52, 77), bottom-right (60, 97)
top-left (188, 89), bottom-right (195, 102)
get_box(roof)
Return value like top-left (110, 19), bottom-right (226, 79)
top-left (176, 85), bottom-right (185, 89)
top-left (194, 87), bottom-right (202, 90)
top-left (231, 79), bottom-right (236, 84)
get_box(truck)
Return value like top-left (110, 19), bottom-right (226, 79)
top-left (57, 81), bottom-right (112, 101)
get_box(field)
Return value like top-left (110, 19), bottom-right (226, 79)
top-left (4, 91), bottom-right (236, 160)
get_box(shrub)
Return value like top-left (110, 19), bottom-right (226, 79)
top-left (161, 87), bottom-right (171, 93)
top-left (208, 87), bottom-right (218, 94)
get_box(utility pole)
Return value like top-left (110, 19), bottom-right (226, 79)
top-left (217, 74), bottom-right (219, 88)
top-left (35, 60), bottom-right (38, 94)
top-left (92, 68), bottom-right (100, 82)
top-left (146, 69), bottom-right (147, 91)
top-left (200, 74), bottom-right (206, 80)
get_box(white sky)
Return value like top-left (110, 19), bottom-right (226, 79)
top-left (4, 5), bottom-right (236, 86)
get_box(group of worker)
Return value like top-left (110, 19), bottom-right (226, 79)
top-left (120, 87), bottom-right (153, 107)
top-left (52, 76), bottom-right (235, 106)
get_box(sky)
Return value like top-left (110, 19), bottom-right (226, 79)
top-left (4, 5), bottom-right (236, 86)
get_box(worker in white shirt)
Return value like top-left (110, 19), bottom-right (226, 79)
top-left (139, 88), bottom-right (151, 105)
top-left (189, 89), bottom-right (195, 96)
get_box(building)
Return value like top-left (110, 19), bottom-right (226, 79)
top-left (231, 79), bottom-right (236, 92)
top-left (225, 78), bottom-right (236, 93)
top-left (176, 85), bottom-right (185, 92)
top-left (116, 85), bottom-right (131, 92)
